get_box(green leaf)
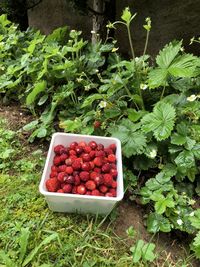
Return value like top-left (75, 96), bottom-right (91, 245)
top-left (19, 228), bottom-right (30, 265)
top-left (130, 240), bottom-right (144, 263)
top-left (22, 233), bottom-right (58, 267)
top-left (175, 150), bottom-right (195, 170)
top-left (190, 210), bottom-right (200, 229)
top-left (26, 81), bottom-right (47, 105)
top-left (121, 7), bottom-right (136, 24)
top-left (109, 119), bottom-right (146, 157)
top-left (142, 243), bottom-right (156, 262)
top-left (148, 68), bottom-right (168, 88)
top-left (81, 94), bottom-right (105, 108)
top-left (36, 127), bottom-right (47, 138)
top-left (153, 194), bottom-right (175, 214)
top-left (147, 213), bottom-right (171, 233)
top-left (38, 95), bottom-right (48, 106)
top-left (127, 109), bottom-right (147, 122)
top-left (23, 120), bottom-right (39, 131)
top-left (171, 133), bottom-right (187, 145)
top-left (191, 231), bottom-right (200, 259)
top-left (0, 250), bottom-right (15, 267)
top-left (104, 108), bottom-right (121, 119)
top-left (141, 102), bottom-right (176, 141)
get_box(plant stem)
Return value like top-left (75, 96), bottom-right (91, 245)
top-left (143, 30), bottom-right (150, 58)
top-left (160, 85), bottom-right (166, 100)
top-left (127, 24), bottom-right (135, 60)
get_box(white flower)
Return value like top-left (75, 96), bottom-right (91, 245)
top-left (180, 47), bottom-right (185, 52)
top-left (177, 219), bottom-right (183, 226)
top-left (149, 149), bottom-right (157, 158)
top-left (95, 69), bottom-right (99, 73)
top-left (71, 30), bottom-right (76, 33)
top-left (99, 101), bottom-right (107, 108)
top-left (187, 95), bottom-right (197, 102)
top-left (189, 212), bottom-right (195, 217)
top-left (140, 83), bottom-right (148, 90)
top-left (135, 57), bottom-right (139, 62)
top-left (77, 78), bottom-right (83, 83)
top-left (84, 85), bottom-right (90, 91)
top-left (91, 30), bottom-right (96, 34)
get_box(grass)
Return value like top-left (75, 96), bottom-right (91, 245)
top-left (0, 117), bottom-right (196, 267)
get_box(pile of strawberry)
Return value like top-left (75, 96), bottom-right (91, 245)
top-left (45, 140), bottom-right (118, 197)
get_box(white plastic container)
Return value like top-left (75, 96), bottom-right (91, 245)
top-left (39, 132), bottom-right (124, 214)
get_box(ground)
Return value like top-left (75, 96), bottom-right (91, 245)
top-left (0, 103), bottom-right (199, 267)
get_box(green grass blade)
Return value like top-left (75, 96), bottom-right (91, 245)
top-left (19, 228), bottom-right (30, 264)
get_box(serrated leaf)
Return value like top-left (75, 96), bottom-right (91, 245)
top-left (127, 109), bottom-right (147, 122)
top-left (109, 119), bottom-right (146, 157)
top-left (148, 68), bottom-right (168, 88)
top-left (154, 194), bottom-right (175, 214)
top-left (171, 133), bottom-right (187, 145)
top-left (26, 81), bottom-right (47, 105)
top-left (191, 231), bottom-right (200, 259)
top-left (175, 150), bottom-right (195, 170)
top-left (141, 102), bottom-right (176, 141)
top-left (190, 210), bottom-right (200, 229)
top-left (147, 213), bottom-right (171, 233)
top-left (81, 94), bottom-right (105, 108)
top-left (23, 120), bottom-right (39, 131)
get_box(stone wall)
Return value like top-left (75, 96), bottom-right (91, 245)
top-left (28, 0), bottom-right (200, 56)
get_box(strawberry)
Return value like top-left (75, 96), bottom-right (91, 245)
top-left (111, 180), bottom-right (117, 189)
top-left (82, 153), bottom-right (91, 162)
top-left (63, 184), bottom-right (72, 193)
top-left (104, 148), bottom-right (113, 156)
top-left (95, 150), bottom-right (105, 157)
top-left (77, 184), bottom-right (86, 195)
top-left (105, 192), bottom-right (114, 197)
top-left (54, 145), bottom-right (65, 155)
top-left (90, 171), bottom-right (98, 180)
top-left (89, 141), bottom-right (97, 150)
top-left (60, 153), bottom-right (68, 162)
top-left (91, 189), bottom-right (100, 196)
top-left (72, 159), bottom-right (81, 170)
top-left (65, 175), bottom-right (75, 184)
top-left (89, 150), bottom-right (96, 159)
top-left (58, 165), bottom-right (67, 172)
top-left (109, 143), bottom-right (116, 153)
top-left (109, 188), bottom-right (116, 197)
top-left (51, 165), bottom-right (58, 172)
top-left (50, 171), bottom-right (58, 178)
top-left (79, 141), bottom-right (87, 147)
top-left (75, 146), bottom-right (83, 155)
top-left (108, 154), bottom-right (116, 163)
top-left (85, 191), bottom-right (92, 195)
top-left (89, 161), bottom-right (94, 170)
top-left (85, 180), bottom-right (96, 190)
top-left (80, 171), bottom-right (90, 181)
top-left (57, 172), bottom-right (67, 183)
top-left (93, 121), bottom-right (101, 128)
top-left (102, 163), bottom-right (111, 173)
top-left (74, 175), bottom-right (81, 185)
top-left (70, 142), bottom-right (78, 150)
top-left (103, 174), bottom-right (113, 187)
top-left (110, 168), bottom-right (118, 178)
top-left (99, 185), bottom-right (108, 193)
top-left (83, 146), bottom-right (92, 153)
top-left (57, 189), bottom-right (64, 193)
top-left (93, 157), bottom-right (103, 167)
top-left (65, 158), bottom-right (72, 166)
top-left (65, 166), bottom-right (73, 174)
top-left (72, 186), bottom-right (77, 194)
top-left (46, 178), bottom-right (60, 192)
top-left (53, 156), bottom-right (61, 166)
top-left (69, 149), bottom-right (76, 156)
top-left (81, 162), bottom-right (91, 171)
top-left (93, 174), bottom-right (103, 186)
top-left (94, 167), bottom-right (101, 173)
top-left (96, 143), bottom-right (104, 151)
top-left (111, 163), bottom-right (117, 169)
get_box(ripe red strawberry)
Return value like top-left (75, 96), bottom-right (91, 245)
top-left (89, 161), bottom-right (95, 170)
top-left (46, 178), bottom-right (60, 192)
top-left (93, 121), bottom-right (101, 128)
top-left (89, 150), bottom-right (96, 159)
top-left (93, 174), bottom-right (103, 186)
top-left (109, 143), bottom-right (116, 153)
top-left (79, 141), bottom-right (87, 147)
top-left (110, 168), bottom-right (118, 178)
top-left (90, 171), bottom-right (98, 180)
top-left (65, 175), bottom-right (75, 184)
top-left (85, 191), bottom-right (92, 195)
top-left (57, 189), bottom-right (64, 193)
top-left (51, 165), bottom-right (58, 172)
top-left (109, 188), bottom-right (116, 197)
top-left (75, 146), bottom-right (83, 155)
top-left (95, 150), bottom-right (105, 157)
top-left (65, 166), bottom-right (73, 174)
top-left (58, 165), bottom-right (67, 172)
top-left (65, 158), bottom-right (72, 166)
top-left (102, 163), bottom-right (111, 173)
top-left (63, 184), bottom-right (72, 193)
top-left (99, 185), bottom-right (108, 193)
top-left (74, 175), bottom-right (81, 185)
top-left (54, 145), bottom-right (65, 155)
top-left (94, 167), bottom-right (101, 173)
top-left (60, 154), bottom-right (68, 162)
top-left (108, 154), bottom-right (116, 163)
top-left (77, 184), bottom-right (86, 195)
top-left (105, 192), bottom-right (114, 197)
top-left (57, 172), bottom-right (67, 183)
top-left (96, 143), bottom-right (104, 151)
top-left (80, 171), bottom-right (90, 181)
top-left (82, 153), bottom-right (91, 162)
top-left (111, 180), bottom-right (117, 188)
top-left (89, 141), bottom-right (97, 150)
top-left (70, 142), bottom-right (78, 150)
top-left (111, 163), bottom-right (117, 169)
top-left (69, 150), bottom-right (76, 156)
top-left (84, 146), bottom-right (92, 153)
top-left (104, 148), bottom-right (113, 156)
top-left (91, 189), bottom-right (100, 196)
top-left (81, 162), bottom-right (91, 171)
top-left (93, 157), bottom-right (103, 167)
top-left (69, 155), bottom-right (77, 161)
top-left (72, 186), bottom-right (77, 194)
top-left (103, 174), bottom-right (113, 186)
top-left (72, 159), bottom-right (81, 170)
top-left (50, 171), bottom-right (58, 178)
top-left (53, 156), bottom-right (61, 166)
top-left (85, 180), bottom-right (96, 190)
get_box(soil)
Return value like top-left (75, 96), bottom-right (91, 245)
top-left (0, 102), bottom-right (199, 267)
